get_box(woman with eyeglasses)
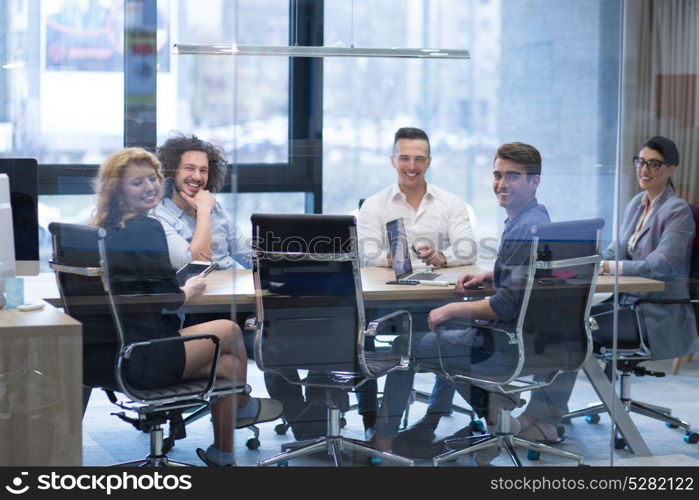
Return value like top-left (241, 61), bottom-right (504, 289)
top-left (515, 136), bottom-right (697, 444)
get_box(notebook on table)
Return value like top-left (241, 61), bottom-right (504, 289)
top-left (385, 217), bottom-right (461, 284)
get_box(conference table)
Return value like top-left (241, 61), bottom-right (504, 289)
top-left (27, 265), bottom-right (665, 311)
top-left (25, 265), bottom-right (661, 457)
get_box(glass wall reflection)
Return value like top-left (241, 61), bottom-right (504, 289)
top-left (1, 0), bottom-right (698, 468)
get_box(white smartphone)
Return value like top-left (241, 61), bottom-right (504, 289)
top-left (176, 260), bottom-right (216, 286)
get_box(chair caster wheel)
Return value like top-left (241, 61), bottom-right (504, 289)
top-left (614, 437), bottom-right (627, 450)
top-left (470, 419), bottom-right (486, 433)
top-left (246, 437), bottom-right (260, 450)
top-left (527, 450), bottom-right (540, 461)
top-left (665, 422), bottom-right (679, 429)
top-left (585, 414), bottom-right (601, 424)
top-left (339, 417), bottom-right (347, 428)
top-left (274, 423), bottom-right (288, 435)
top-left (684, 432), bottom-right (699, 444)
top-left (557, 425), bottom-right (566, 437)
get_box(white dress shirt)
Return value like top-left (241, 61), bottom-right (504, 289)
top-left (357, 183), bottom-right (476, 267)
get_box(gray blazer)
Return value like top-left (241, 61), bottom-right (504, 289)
top-left (603, 185), bottom-right (697, 359)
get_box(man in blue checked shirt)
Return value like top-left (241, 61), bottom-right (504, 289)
top-left (372, 142), bottom-right (551, 465)
top-left (154, 132), bottom-right (252, 272)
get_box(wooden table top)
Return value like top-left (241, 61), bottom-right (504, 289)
top-left (0, 297), bottom-right (81, 333)
top-left (25, 266), bottom-right (664, 309)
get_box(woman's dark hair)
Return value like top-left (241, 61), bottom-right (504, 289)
top-left (156, 131), bottom-right (229, 196)
top-left (642, 136), bottom-right (679, 190)
top-left (643, 136), bottom-right (680, 167)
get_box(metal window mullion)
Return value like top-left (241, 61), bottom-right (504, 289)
top-left (124, 0), bottom-right (158, 150)
top-left (289, 0), bottom-right (323, 213)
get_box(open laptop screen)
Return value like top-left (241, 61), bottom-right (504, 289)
top-left (386, 217), bottom-right (413, 280)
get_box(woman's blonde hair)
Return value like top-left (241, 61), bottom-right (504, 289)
top-left (89, 147), bottom-right (163, 228)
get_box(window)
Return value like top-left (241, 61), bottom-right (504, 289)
top-left (1, 0), bottom-right (124, 163)
top-left (323, 0), bottom-right (620, 246)
top-left (323, 0), bottom-right (500, 241)
top-left (156, 0), bottom-right (289, 164)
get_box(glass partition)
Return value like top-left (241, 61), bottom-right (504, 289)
top-left (323, 0), bottom-right (628, 467)
top-left (3, 0), bottom-right (699, 471)
top-left (156, 0), bottom-right (289, 164)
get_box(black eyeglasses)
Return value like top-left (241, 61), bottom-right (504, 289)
top-left (633, 157), bottom-right (668, 171)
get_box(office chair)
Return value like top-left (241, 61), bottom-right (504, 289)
top-left (49, 222), bottom-right (246, 466)
top-left (430, 218), bottom-right (604, 466)
top-left (249, 213), bottom-right (415, 466)
top-left (562, 205), bottom-right (699, 447)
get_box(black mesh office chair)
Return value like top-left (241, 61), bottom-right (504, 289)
top-left (49, 222), bottom-right (246, 466)
top-left (562, 206), bottom-right (699, 448)
top-left (249, 213), bottom-right (414, 466)
top-left (430, 218), bottom-right (604, 466)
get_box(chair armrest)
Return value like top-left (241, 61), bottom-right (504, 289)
top-left (364, 310), bottom-right (412, 337)
top-left (120, 334), bottom-right (221, 400)
top-left (122, 333), bottom-right (219, 358)
top-left (364, 310), bottom-right (413, 375)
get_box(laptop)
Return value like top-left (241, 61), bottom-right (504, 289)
top-left (385, 217), bottom-right (461, 284)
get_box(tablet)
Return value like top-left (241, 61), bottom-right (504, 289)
top-left (176, 261), bottom-right (216, 286)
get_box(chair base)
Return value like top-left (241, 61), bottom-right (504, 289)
top-left (111, 426), bottom-right (196, 467)
top-left (563, 399), bottom-right (691, 432)
top-left (258, 435), bottom-right (414, 467)
top-left (433, 408), bottom-right (584, 467)
top-left (114, 457), bottom-right (193, 467)
top-left (563, 367), bottom-right (693, 443)
top-left (432, 432), bottom-right (584, 466)
top-left (257, 406), bottom-right (414, 467)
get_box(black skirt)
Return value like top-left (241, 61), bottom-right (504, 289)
top-left (84, 334), bottom-right (186, 391)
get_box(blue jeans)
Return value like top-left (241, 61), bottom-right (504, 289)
top-left (375, 328), bottom-right (517, 438)
top-left (356, 371), bottom-right (456, 418)
top-left (426, 376), bottom-right (456, 415)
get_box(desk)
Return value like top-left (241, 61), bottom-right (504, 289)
top-left (0, 300), bottom-right (82, 465)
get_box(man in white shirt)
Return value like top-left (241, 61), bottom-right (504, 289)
top-left (358, 128), bottom-right (476, 268)
top-left (357, 127), bottom-right (477, 444)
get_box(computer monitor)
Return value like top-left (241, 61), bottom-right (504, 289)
top-left (0, 159), bottom-right (39, 276)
